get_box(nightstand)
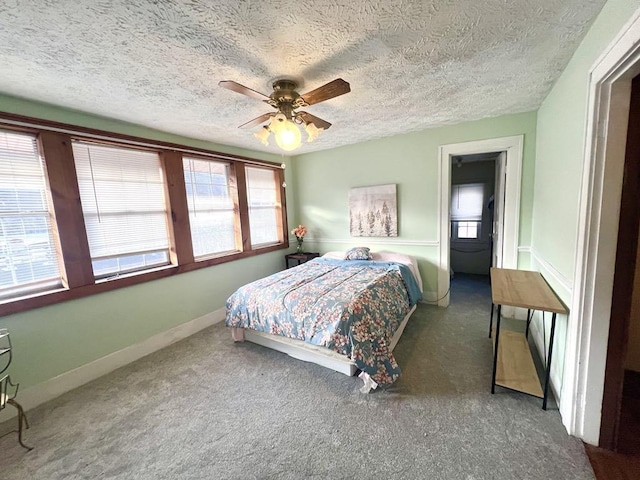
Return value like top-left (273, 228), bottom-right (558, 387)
top-left (285, 252), bottom-right (319, 269)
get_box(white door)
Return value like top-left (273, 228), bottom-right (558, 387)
top-left (492, 152), bottom-right (507, 268)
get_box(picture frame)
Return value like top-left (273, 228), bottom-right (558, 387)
top-left (348, 184), bottom-right (398, 237)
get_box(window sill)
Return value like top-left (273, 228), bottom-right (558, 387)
top-left (0, 242), bottom-right (288, 317)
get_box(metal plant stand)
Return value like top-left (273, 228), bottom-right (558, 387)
top-left (0, 328), bottom-right (33, 451)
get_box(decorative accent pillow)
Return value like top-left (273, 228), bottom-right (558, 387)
top-left (344, 247), bottom-right (372, 260)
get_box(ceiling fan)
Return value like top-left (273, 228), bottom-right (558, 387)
top-left (218, 77), bottom-right (351, 151)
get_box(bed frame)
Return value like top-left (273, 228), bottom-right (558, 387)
top-left (243, 304), bottom-right (417, 376)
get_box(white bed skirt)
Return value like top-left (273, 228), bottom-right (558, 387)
top-left (240, 304), bottom-right (417, 377)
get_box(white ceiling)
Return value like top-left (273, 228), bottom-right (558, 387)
top-left (0, 0), bottom-right (606, 155)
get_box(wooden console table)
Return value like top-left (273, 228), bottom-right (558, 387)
top-left (489, 268), bottom-right (568, 410)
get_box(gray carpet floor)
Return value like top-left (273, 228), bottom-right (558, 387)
top-left (0, 274), bottom-right (595, 479)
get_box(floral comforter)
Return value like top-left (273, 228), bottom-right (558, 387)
top-left (225, 258), bottom-right (422, 387)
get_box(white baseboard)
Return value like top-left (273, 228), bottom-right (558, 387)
top-left (0, 308), bottom-right (225, 425)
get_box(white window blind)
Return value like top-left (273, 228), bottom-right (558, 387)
top-left (0, 130), bottom-right (62, 299)
top-left (72, 141), bottom-right (170, 278)
top-left (451, 183), bottom-right (484, 221)
top-left (183, 157), bottom-right (238, 259)
top-left (246, 166), bottom-right (280, 247)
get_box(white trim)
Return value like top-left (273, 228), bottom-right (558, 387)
top-left (418, 290), bottom-right (441, 304)
top-left (527, 248), bottom-right (573, 408)
top-left (438, 135), bottom-right (524, 307)
top-left (530, 247), bottom-right (573, 300)
top-left (565, 8), bottom-right (640, 445)
top-left (0, 308), bottom-right (225, 424)
top-left (302, 237), bottom-right (439, 247)
top-left (518, 245), bottom-right (532, 253)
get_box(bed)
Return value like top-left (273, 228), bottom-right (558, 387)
top-left (225, 249), bottom-right (423, 391)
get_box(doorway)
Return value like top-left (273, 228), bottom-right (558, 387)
top-left (449, 152), bottom-right (501, 279)
top-left (438, 136), bottom-right (523, 307)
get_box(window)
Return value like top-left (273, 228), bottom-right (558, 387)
top-left (0, 130), bottom-right (61, 299)
top-left (183, 157), bottom-right (238, 259)
top-left (0, 113), bottom-right (289, 315)
top-left (457, 221), bottom-right (479, 239)
top-left (451, 183), bottom-right (484, 240)
top-left (73, 141), bottom-right (170, 279)
top-left (246, 166), bottom-right (281, 247)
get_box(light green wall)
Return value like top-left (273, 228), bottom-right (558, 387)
top-left (291, 111), bottom-right (537, 296)
top-left (0, 94), bottom-right (295, 389)
top-left (533, 0), bottom-right (638, 281)
top-left (531, 0), bottom-right (639, 397)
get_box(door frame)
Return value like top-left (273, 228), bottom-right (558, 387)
top-left (564, 9), bottom-right (640, 445)
top-left (438, 135), bottom-right (523, 306)
top-left (600, 74), bottom-right (640, 450)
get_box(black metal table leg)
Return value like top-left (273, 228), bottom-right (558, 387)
top-left (489, 302), bottom-right (495, 338)
top-left (525, 309), bottom-right (532, 339)
top-left (491, 305), bottom-right (502, 394)
top-left (542, 312), bottom-right (557, 410)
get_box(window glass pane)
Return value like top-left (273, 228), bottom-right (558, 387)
top-left (183, 157), bottom-right (237, 259)
top-left (451, 183), bottom-right (484, 221)
top-left (72, 141), bottom-right (170, 278)
top-left (246, 166), bottom-right (280, 247)
top-left (0, 130), bottom-right (62, 299)
top-left (457, 221), bottom-right (480, 239)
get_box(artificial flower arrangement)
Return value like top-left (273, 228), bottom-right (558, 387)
top-left (291, 224), bottom-right (307, 253)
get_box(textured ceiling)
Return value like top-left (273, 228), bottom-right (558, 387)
top-left (0, 0), bottom-right (606, 154)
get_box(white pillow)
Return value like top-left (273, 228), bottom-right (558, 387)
top-left (321, 251), bottom-right (346, 260)
top-left (322, 250), bottom-right (423, 292)
top-left (370, 252), bottom-right (423, 293)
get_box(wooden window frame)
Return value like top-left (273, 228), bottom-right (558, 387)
top-left (0, 113), bottom-right (289, 316)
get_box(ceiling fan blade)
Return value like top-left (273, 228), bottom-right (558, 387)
top-left (297, 111), bottom-right (332, 130)
top-left (300, 78), bottom-right (350, 106)
top-left (219, 80), bottom-right (270, 101)
top-left (238, 113), bottom-right (273, 129)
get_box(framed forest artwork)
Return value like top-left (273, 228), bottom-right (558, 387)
top-left (349, 184), bottom-right (398, 237)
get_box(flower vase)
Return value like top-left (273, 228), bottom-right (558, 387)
top-left (296, 238), bottom-right (304, 253)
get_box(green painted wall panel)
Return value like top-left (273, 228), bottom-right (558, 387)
top-left (533, 0), bottom-right (638, 281)
top-left (292, 111), bottom-right (537, 296)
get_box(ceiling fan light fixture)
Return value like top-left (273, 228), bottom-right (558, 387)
top-left (305, 121), bottom-right (323, 143)
top-left (254, 125), bottom-right (271, 146)
top-left (271, 113), bottom-right (302, 151)
top-left (220, 78), bottom-right (350, 152)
